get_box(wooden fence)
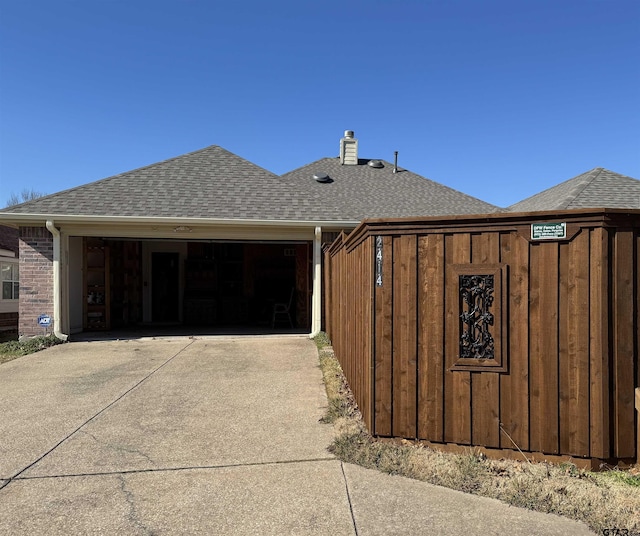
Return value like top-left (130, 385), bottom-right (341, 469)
top-left (324, 209), bottom-right (640, 465)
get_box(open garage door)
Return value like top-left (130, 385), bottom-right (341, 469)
top-left (73, 238), bottom-right (312, 336)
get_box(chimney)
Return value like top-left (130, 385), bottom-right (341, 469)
top-left (339, 130), bottom-right (358, 165)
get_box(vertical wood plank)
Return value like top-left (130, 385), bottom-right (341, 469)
top-left (444, 233), bottom-right (472, 445)
top-left (374, 235), bottom-right (393, 435)
top-left (363, 238), bottom-right (375, 433)
top-left (590, 227), bottom-right (610, 459)
top-left (392, 235), bottom-right (418, 438)
top-left (558, 241), bottom-right (570, 455)
top-left (529, 242), bottom-right (560, 454)
top-left (637, 230), bottom-right (640, 433)
top-left (500, 232), bottom-right (530, 451)
top-left (417, 234), bottom-right (445, 441)
top-left (612, 230), bottom-right (636, 458)
top-left (323, 248), bottom-right (332, 338)
top-left (559, 230), bottom-right (591, 456)
top-left (471, 232), bottom-right (501, 448)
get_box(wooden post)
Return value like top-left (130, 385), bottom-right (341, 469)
top-left (636, 388), bottom-right (640, 464)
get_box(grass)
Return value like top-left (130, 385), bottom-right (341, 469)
top-left (0, 334), bottom-right (65, 365)
top-left (314, 333), bottom-right (640, 535)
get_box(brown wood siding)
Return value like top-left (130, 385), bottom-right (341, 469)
top-left (558, 230), bottom-right (591, 456)
top-left (612, 230), bottom-right (636, 458)
top-left (444, 233), bottom-right (472, 445)
top-left (499, 232), bottom-right (530, 450)
top-left (417, 234), bottom-right (445, 442)
top-left (374, 236), bottom-right (393, 436)
top-left (326, 235), bottom-right (374, 432)
top-left (392, 235), bottom-right (418, 438)
top-left (325, 210), bottom-right (640, 463)
top-left (589, 226), bottom-right (610, 459)
top-left (470, 232), bottom-right (501, 448)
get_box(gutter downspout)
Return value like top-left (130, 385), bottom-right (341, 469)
top-left (45, 220), bottom-right (69, 341)
top-left (309, 226), bottom-right (322, 338)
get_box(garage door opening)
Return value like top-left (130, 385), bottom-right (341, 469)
top-left (75, 238), bottom-right (312, 336)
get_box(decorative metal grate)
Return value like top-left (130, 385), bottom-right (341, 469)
top-left (459, 274), bottom-right (495, 359)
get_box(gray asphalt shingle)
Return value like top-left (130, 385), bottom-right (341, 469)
top-left (1, 146), bottom-right (498, 221)
top-left (507, 168), bottom-right (640, 212)
top-left (280, 157), bottom-right (499, 219)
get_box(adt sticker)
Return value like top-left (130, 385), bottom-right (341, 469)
top-left (37, 314), bottom-right (52, 327)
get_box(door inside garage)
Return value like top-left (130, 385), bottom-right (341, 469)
top-left (77, 238), bottom-right (311, 334)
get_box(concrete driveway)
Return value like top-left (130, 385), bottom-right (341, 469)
top-left (0, 337), bottom-right (592, 535)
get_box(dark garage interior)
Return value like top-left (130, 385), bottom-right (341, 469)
top-left (82, 238), bottom-right (312, 334)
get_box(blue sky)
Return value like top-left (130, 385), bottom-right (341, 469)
top-left (1, 0), bottom-right (638, 208)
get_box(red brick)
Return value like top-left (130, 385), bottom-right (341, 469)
top-left (18, 227), bottom-right (54, 337)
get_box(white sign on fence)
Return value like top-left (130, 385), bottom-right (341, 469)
top-left (531, 222), bottom-right (566, 240)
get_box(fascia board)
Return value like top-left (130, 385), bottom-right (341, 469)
top-left (0, 213), bottom-right (359, 229)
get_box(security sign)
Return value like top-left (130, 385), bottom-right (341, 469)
top-left (37, 314), bottom-right (52, 327)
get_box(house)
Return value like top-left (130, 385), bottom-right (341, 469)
top-left (0, 131), bottom-right (497, 339)
top-left (0, 225), bottom-right (19, 333)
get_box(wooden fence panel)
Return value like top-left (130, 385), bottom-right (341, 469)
top-left (559, 230), bottom-right (591, 456)
top-left (637, 230), bottom-right (640, 408)
top-left (417, 234), bottom-right (445, 441)
top-left (499, 232), bottom-right (530, 451)
top-left (470, 232), bottom-right (501, 448)
top-left (324, 210), bottom-right (639, 464)
top-left (529, 242), bottom-right (560, 454)
top-left (374, 236), bottom-right (393, 435)
top-left (589, 226), bottom-right (610, 459)
top-left (444, 233), bottom-right (472, 445)
top-left (392, 235), bottom-right (418, 438)
top-left (613, 230), bottom-right (636, 458)
top-left (361, 238), bottom-right (374, 431)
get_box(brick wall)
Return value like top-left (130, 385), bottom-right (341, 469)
top-left (19, 227), bottom-right (53, 337)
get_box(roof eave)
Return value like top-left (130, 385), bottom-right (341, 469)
top-left (0, 212), bottom-right (360, 230)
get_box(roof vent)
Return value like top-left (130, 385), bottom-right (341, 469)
top-left (339, 130), bottom-right (358, 165)
top-left (313, 172), bottom-right (331, 183)
top-left (368, 160), bottom-right (384, 169)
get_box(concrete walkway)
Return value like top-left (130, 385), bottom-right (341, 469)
top-left (0, 337), bottom-right (592, 535)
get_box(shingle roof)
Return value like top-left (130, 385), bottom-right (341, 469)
top-left (280, 157), bottom-right (499, 220)
top-left (507, 168), bottom-right (640, 212)
top-left (1, 146), bottom-right (498, 222)
top-left (2, 146), bottom-right (318, 220)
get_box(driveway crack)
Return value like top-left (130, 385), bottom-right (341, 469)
top-left (118, 474), bottom-right (156, 535)
top-left (3, 340), bottom-right (195, 488)
top-left (78, 431), bottom-right (156, 466)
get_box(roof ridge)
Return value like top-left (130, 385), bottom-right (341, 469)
top-left (560, 167), bottom-right (604, 209)
top-left (0, 145), bottom-right (227, 212)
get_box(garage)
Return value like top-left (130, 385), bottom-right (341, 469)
top-left (72, 237), bottom-right (313, 335)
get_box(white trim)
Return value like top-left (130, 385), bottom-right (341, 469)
top-left (309, 226), bottom-right (322, 338)
top-left (45, 221), bottom-right (69, 341)
top-left (0, 212), bottom-right (359, 229)
top-left (58, 223), bottom-right (319, 241)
